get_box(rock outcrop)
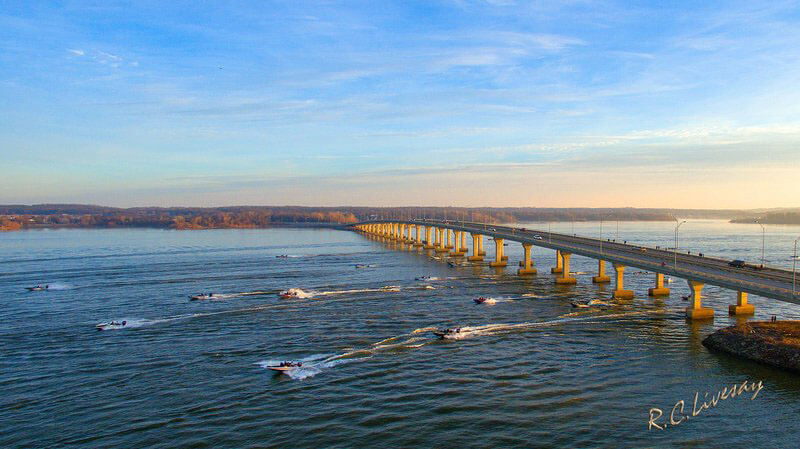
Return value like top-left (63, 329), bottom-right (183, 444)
top-left (703, 321), bottom-right (800, 373)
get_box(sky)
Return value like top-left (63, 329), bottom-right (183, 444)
top-left (1, 0), bottom-right (799, 209)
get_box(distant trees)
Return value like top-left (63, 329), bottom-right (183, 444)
top-left (6, 204), bottom-right (781, 232)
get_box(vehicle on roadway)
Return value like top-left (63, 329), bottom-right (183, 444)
top-left (728, 260), bottom-right (746, 268)
top-left (533, 235), bottom-right (543, 240)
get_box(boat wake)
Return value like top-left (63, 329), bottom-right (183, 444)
top-left (258, 309), bottom-right (658, 379)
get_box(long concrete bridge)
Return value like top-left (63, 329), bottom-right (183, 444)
top-left (352, 219), bottom-right (800, 320)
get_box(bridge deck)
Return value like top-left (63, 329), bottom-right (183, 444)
top-left (354, 219), bottom-right (799, 305)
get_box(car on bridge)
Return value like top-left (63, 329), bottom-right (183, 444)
top-left (728, 260), bottom-right (746, 268)
top-left (533, 235), bottom-right (543, 240)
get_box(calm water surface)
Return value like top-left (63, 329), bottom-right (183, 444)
top-left (2, 220), bottom-right (800, 448)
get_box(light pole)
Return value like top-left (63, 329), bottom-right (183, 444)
top-left (756, 220), bottom-right (765, 267)
top-left (548, 222), bottom-right (551, 243)
top-left (793, 237), bottom-right (799, 296)
top-left (673, 217), bottom-right (686, 271)
top-left (600, 217), bottom-right (604, 256)
top-left (616, 220), bottom-right (619, 241)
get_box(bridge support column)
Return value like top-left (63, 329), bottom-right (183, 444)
top-left (729, 291), bottom-right (755, 315)
top-left (490, 238), bottom-right (507, 267)
top-left (450, 231), bottom-right (465, 256)
top-left (555, 252), bottom-right (576, 284)
top-left (468, 234), bottom-right (483, 261)
top-left (518, 244), bottom-right (537, 275)
top-left (592, 260), bottom-right (611, 283)
top-left (400, 224), bottom-right (407, 242)
top-left (414, 226), bottom-right (423, 246)
top-left (460, 231), bottom-right (467, 253)
top-left (445, 229), bottom-right (453, 249)
top-left (612, 263), bottom-right (634, 299)
top-left (648, 273), bottom-right (670, 296)
top-left (435, 229), bottom-right (448, 253)
top-left (424, 227), bottom-right (435, 249)
top-left (551, 250), bottom-right (563, 274)
top-left (686, 280), bottom-right (714, 319)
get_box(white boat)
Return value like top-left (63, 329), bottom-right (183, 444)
top-left (26, 285), bottom-right (48, 291)
top-left (189, 293), bottom-right (216, 300)
top-left (96, 320), bottom-right (127, 331)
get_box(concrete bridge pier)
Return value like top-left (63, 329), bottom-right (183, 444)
top-left (686, 280), bottom-right (714, 319)
top-left (424, 227), bottom-right (435, 249)
top-left (435, 229), bottom-right (448, 253)
top-left (551, 250), bottom-right (563, 274)
top-left (489, 238), bottom-right (507, 267)
top-left (592, 260), bottom-right (611, 283)
top-left (648, 273), bottom-right (670, 296)
top-left (518, 243), bottom-right (537, 275)
top-left (413, 226), bottom-right (423, 247)
top-left (445, 229), bottom-right (454, 250)
top-left (450, 231), bottom-right (466, 256)
top-left (729, 291), bottom-right (755, 315)
top-left (612, 263), bottom-right (634, 299)
top-left (468, 234), bottom-right (484, 261)
top-left (460, 232), bottom-right (467, 254)
top-left (555, 252), bottom-right (576, 284)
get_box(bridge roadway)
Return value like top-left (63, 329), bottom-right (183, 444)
top-left (352, 219), bottom-right (799, 318)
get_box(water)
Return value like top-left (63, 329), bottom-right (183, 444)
top-left (2, 221), bottom-right (800, 448)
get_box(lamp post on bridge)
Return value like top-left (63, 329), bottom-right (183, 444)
top-left (599, 214), bottom-right (612, 257)
top-left (793, 236), bottom-right (799, 297)
top-left (756, 220), bottom-right (766, 267)
top-left (672, 216), bottom-right (686, 272)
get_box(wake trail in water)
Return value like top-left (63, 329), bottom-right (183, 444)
top-left (259, 309), bottom-right (658, 380)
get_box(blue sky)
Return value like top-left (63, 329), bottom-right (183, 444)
top-left (1, 1), bottom-right (799, 208)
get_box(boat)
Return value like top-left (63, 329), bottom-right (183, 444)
top-left (447, 261), bottom-right (456, 267)
top-left (355, 264), bottom-right (368, 268)
top-left (189, 293), bottom-right (216, 301)
top-left (415, 276), bottom-right (432, 281)
top-left (267, 361), bottom-right (302, 372)
top-left (96, 320), bottom-right (127, 331)
top-left (474, 297), bottom-right (488, 304)
top-left (26, 285), bottom-right (48, 291)
top-left (279, 288), bottom-right (306, 299)
top-left (276, 255), bottom-right (289, 258)
top-left (571, 301), bottom-right (590, 308)
top-left (433, 327), bottom-right (462, 339)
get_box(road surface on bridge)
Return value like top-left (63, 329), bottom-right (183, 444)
top-left (355, 219), bottom-right (799, 305)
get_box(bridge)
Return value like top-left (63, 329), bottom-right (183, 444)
top-left (352, 219), bottom-right (799, 320)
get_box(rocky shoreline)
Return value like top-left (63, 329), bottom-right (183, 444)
top-left (703, 321), bottom-right (800, 373)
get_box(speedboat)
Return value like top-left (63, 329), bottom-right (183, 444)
top-left (571, 301), bottom-right (590, 308)
top-left (433, 327), bottom-right (462, 339)
top-left (96, 320), bottom-right (127, 331)
top-left (189, 293), bottom-right (216, 301)
top-left (276, 255), bottom-right (289, 258)
top-left (355, 264), bottom-right (368, 268)
top-left (267, 361), bottom-right (303, 373)
top-left (474, 297), bottom-right (488, 304)
top-left (279, 289), bottom-right (304, 299)
top-left (26, 285), bottom-right (48, 291)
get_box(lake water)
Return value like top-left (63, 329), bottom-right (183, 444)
top-left (2, 220), bottom-right (800, 448)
